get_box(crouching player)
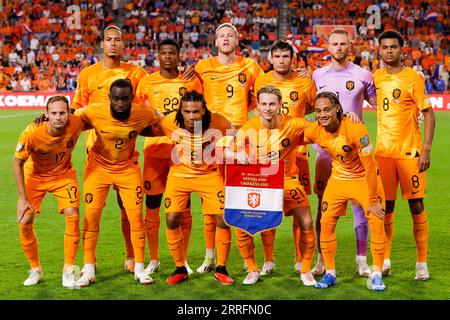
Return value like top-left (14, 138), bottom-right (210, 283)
top-left (303, 92), bottom-right (387, 291)
top-left (152, 90), bottom-right (235, 285)
top-left (13, 96), bottom-right (87, 287)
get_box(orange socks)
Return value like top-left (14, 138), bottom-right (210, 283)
top-left (64, 215), bottom-right (80, 265)
top-left (82, 208), bottom-right (102, 264)
top-left (204, 214), bottom-right (216, 251)
top-left (20, 224), bottom-right (40, 268)
top-left (300, 228), bottom-right (315, 273)
top-left (235, 228), bottom-right (258, 272)
top-left (319, 216), bottom-right (338, 271)
top-left (121, 208), bottom-right (134, 259)
top-left (180, 208), bottom-right (192, 260)
top-left (144, 208), bottom-right (160, 261)
top-left (216, 226), bottom-right (231, 266)
top-left (293, 219), bottom-right (302, 262)
top-left (261, 229), bottom-right (275, 262)
top-left (126, 208), bottom-right (145, 264)
top-left (166, 226), bottom-right (184, 267)
top-left (367, 214), bottom-right (386, 272)
top-left (383, 212), bottom-right (394, 260)
top-left (412, 211), bottom-right (428, 262)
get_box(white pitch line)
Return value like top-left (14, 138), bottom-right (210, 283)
top-left (0, 111), bottom-right (41, 119)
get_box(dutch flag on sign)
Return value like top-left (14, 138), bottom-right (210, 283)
top-left (224, 161), bottom-right (284, 235)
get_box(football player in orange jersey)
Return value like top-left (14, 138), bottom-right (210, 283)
top-left (151, 90), bottom-right (235, 285)
top-left (74, 79), bottom-right (161, 287)
top-left (230, 86), bottom-right (316, 286)
top-left (194, 23), bottom-right (265, 273)
top-left (14, 96), bottom-right (87, 287)
top-left (71, 25), bottom-right (148, 273)
top-left (132, 39), bottom-right (203, 275)
top-left (374, 30), bottom-right (435, 280)
top-left (303, 92), bottom-right (387, 291)
top-left (254, 40), bottom-right (316, 276)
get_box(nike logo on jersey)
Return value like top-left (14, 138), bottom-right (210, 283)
top-left (210, 77), bottom-right (219, 80)
top-left (412, 190), bottom-right (420, 195)
top-left (98, 85), bottom-right (105, 90)
top-left (100, 130), bottom-right (110, 133)
top-left (319, 85), bottom-right (326, 89)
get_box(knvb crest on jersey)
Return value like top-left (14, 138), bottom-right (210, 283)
top-left (66, 139), bottom-right (74, 149)
top-left (129, 130), bottom-right (138, 139)
top-left (346, 80), bottom-right (355, 91)
top-left (179, 87), bottom-right (187, 96)
top-left (247, 193), bottom-right (261, 209)
top-left (281, 138), bottom-right (290, 148)
top-left (238, 73), bottom-right (247, 84)
top-left (392, 88), bottom-right (401, 99)
top-left (290, 91), bottom-right (298, 101)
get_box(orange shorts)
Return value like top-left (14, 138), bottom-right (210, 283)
top-left (83, 161), bottom-right (144, 210)
top-left (321, 176), bottom-right (385, 218)
top-left (313, 152), bottom-right (332, 196)
top-left (143, 146), bottom-right (172, 196)
top-left (164, 171), bottom-right (224, 214)
top-left (25, 169), bottom-right (80, 214)
top-left (284, 176), bottom-right (310, 216)
top-left (376, 156), bottom-right (426, 200)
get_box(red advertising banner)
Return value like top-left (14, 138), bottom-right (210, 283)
top-left (0, 92), bottom-right (74, 109)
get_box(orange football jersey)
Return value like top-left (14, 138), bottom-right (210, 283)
top-left (254, 71), bottom-right (316, 118)
top-left (15, 115), bottom-right (85, 177)
top-left (72, 61), bottom-right (147, 109)
top-left (304, 117), bottom-right (375, 180)
top-left (373, 67), bottom-right (432, 159)
top-left (195, 56), bottom-right (264, 126)
top-left (74, 102), bottom-right (161, 172)
top-left (160, 112), bottom-right (232, 177)
top-left (135, 72), bottom-right (203, 157)
top-left (236, 115), bottom-right (309, 177)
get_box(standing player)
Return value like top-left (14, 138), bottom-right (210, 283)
top-left (133, 39), bottom-right (203, 274)
top-left (231, 86), bottom-right (316, 286)
top-left (72, 25), bottom-right (148, 273)
top-left (194, 23), bottom-right (264, 273)
top-left (311, 28), bottom-right (378, 277)
top-left (254, 40), bottom-right (316, 275)
top-left (14, 96), bottom-right (86, 287)
top-left (153, 90), bottom-right (235, 285)
top-left (374, 30), bottom-right (435, 280)
top-left (74, 79), bottom-right (161, 286)
top-left (303, 92), bottom-right (387, 291)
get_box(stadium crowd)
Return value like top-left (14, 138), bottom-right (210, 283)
top-left (0, 0), bottom-right (448, 93)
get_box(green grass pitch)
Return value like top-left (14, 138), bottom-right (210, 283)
top-left (0, 109), bottom-right (449, 300)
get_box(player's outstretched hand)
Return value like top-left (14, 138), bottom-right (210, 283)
top-left (367, 202), bottom-right (385, 220)
top-left (33, 113), bottom-right (48, 126)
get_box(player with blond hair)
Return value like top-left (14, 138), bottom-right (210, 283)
top-left (194, 23), bottom-right (264, 273)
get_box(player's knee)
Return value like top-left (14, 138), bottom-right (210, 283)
top-left (166, 212), bottom-right (180, 229)
top-left (63, 207), bottom-right (79, 217)
top-left (146, 194), bottom-right (163, 209)
top-left (215, 215), bottom-right (228, 229)
top-left (408, 198), bottom-right (424, 215)
top-left (385, 200), bottom-right (395, 214)
top-left (19, 213), bottom-right (35, 225)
